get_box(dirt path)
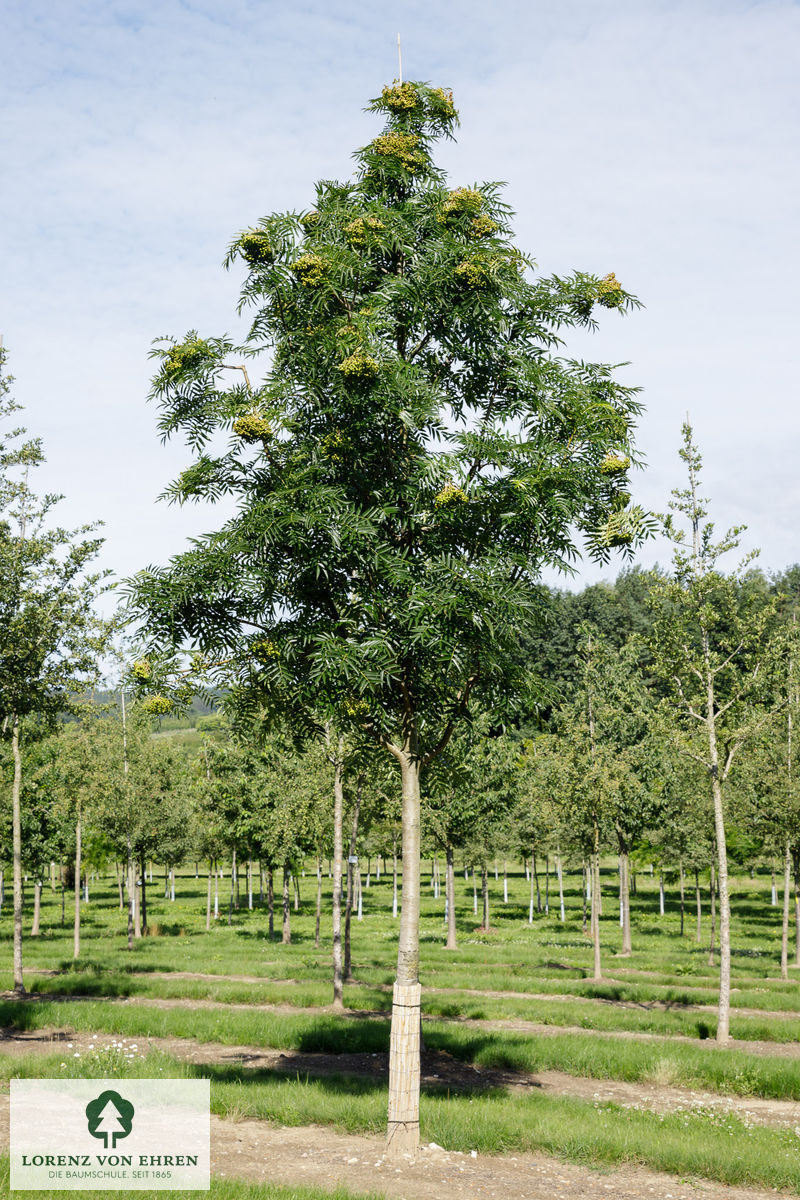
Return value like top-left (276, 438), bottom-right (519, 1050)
top-left (1, 1027), bottom-right (799, 1131)
top-left (0, 1086), bottom-right (788, 1200)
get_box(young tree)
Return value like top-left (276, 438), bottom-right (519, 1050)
top-left (127, 81), bottom-right (647, 1155)
top-left (650, 424), bottom-right (783, 1045)
top-left (0, 348), bottom-right (108, 991)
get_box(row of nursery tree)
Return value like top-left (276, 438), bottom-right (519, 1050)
top-left (2, 79), bottom-right (798, 1157)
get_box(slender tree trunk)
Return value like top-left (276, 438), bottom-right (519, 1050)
top-left (73, 811), bottom-right (81, 962)
top-left (392, 835), bottom-right (398, 919)
top-left (533, 851), bottom-right (541, 913)
top-left (387, 744), bottom-right (422, 1160)
top-left (116, 861), bottom-right (124, 910)
top-left (592, 842), bottom-right (602, 981)
top-left (503, 859), bottom-right (508, 904)
top-left (267, 867), bottom-right (274, 937)
top-left (481, 861), bottom-right (489, 930)
top-left (228, 850), bottom-right (236, 925)
top-left (620, 849), bottom-right (632, 956)
top-left (332, 751), bottom-right (344, 1007)
top-left (695, 869), bottom-right (702, 942)
top-left (140, 855), bottom-right (147, 934)
top-left (134, 853), bottom-right (142, 940)
top-left (344, 784), bottom-right (361, 982)
top-left (771, 861), bottom-right (777, 906)
top-left (214, 861), bottom-right (220, 921)
top-left (127, 837), bottom-right (135, 950)
top-left (293, 870), bottom-right (300, 912)
top-left (60, 861), bottom-right (65, 927)
top-left (708, 861), bottom-right (717, 968)
top-left (545, 854), bottom-right (550, 913)
top-left (445, 844), bottom-right (456, 949)
top-left (11, 717), bottom-right (24, 992)
top-left (248, 858), bottom-right (253, 911)
top-left (781, 838), bottom-right (791, 980)
top-left (557, 852), bottom-right (565, 922)
top-left (31, 881), bottom-right (41, 937)
top-left (679, 860), bottom-right (685, 936)
top-left (282, 863), bottom-right (291, 944)
top-left (659, 869), bottom-right (665, 916)
top-left (314, 857), bottom-right (322, 949)
top-left (794, 855), bottom-right (800, 968)
top-left (206, 863), bottom-right (212, 932)
top-left (528, 842), bottom-right (535, 924)
top-left (582, 860), bottom-right (588, 935)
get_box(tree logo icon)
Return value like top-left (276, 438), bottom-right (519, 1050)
top-left (85, 1090), bottom-right (135, 1149)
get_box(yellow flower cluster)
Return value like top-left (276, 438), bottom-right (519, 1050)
top-left (164, 339), bottom-right (214, 376)
top-left (454, 256), bottom-right (494, 290)
top-left (343, 697), bottom-right (369, 717)
top-left (290, 254), bottom-right (328, 287)
top-left (337, 350), bottom-right (380, 382)
top-left (141, 695), bottom-right (172, 716)
top-left (429, 87), bottom-right (456, 118)
top-left (600, 512), bottom-right (635, 548)
top-left (321, 430), bottom-right (350, 460)
top-left (434, 483), bottom-right (468, 508)
top-left (600, 452), bottom-right (631, 475)
top-left (469, 214), bottom-right (498, 239)
top-left (233, 413), bottom-right (272, 443)
top-left (251, 638), bottom-right (280, 662)
top-left (439, 187), bottom-right (484, 223)
top-left (131, 659), bottom-right (151, 681)
top-left (344, 215), bottom-right (386, 247)
top-left (597, 272), bottom-right (624, 308)
top-left (370, 132), bottom-right (427, 174)
top-left (381, 82), bottom-right (420, 112)
top-left (238, 230), bottom-right (274, 266)
top-left (300, 210), bottom-right (320, 232)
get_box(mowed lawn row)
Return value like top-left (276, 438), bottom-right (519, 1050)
top-left (2, 862), bottom-right (800, 1196)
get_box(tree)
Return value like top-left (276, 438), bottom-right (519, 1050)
top-left (0, 348), bottom-right (108, 992)
top-left (127, 80), bottom-right (648, 1156)
top-left (650, 423), bottom-right (783, 1045)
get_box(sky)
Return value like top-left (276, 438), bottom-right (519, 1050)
top-left (2, 0), bottom-right (798, 604)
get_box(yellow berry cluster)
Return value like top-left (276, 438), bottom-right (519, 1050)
top-left (597, 272), bottom-right (624, 308)
top-left (290, 254), bottom-right (328, 287)
top-left (370, 132), bottom-right (427, 174)
top-left (300, 210), bottom-right (320, 232)
top-left (434, 483), bottom-right (468, 508)
top-left (141, 695), bottom-right (172, 716)
top-left (251, 638), bottom-right (280, 662)
top-left (344, 215), bottom-right (386, 247)
top-left (131, 659), bottom-right (151, 681)
top-left (599, 452), bottom-right (630, 475)
top-left (429, 87), bottom-right (456, 118)
top-left (233, 414), bottom-right (272, 443)
top-left (238, 230), bottom-right (275, 265)
top-left (337, 350), bottom-right (380, 382)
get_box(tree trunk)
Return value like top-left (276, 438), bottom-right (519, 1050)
top-left (248, 858), bottom-right (253, 911)
top-left (282, 863), bottom-right (291, 944)
top-left (387, 745), bottom-right (422, 1160)
top-left (11, 717), bottom-right (24, 992)
top-left (503, 859), bottom-right (508, 904)
top-left (591, 834), bottom-right (602, 981)
top-left (481, 862), bottom-right (489, 930)
top-left (214, 861), bottom-right (220, 921)
top-left (31, 881), bottom-right (41, 937)
top-left (695, 869), bottom-right (702, 942)
top-left (116, 861), bottom-right (124, 910)
top-left (73, 812), bottom-right (81, 961)
top-left (445, 844), bottom-right (456, 949)
top-left (472, 866), bottom-right (477, 915)
top-left (315, 858), bottom-right (322, 949)
top-left (206, 863), bottom-right (212, 932)
top-left (136, 856), bottom-right (145, 934)
top-left (781, 838), bottom-right (791, 980)
top-left (557, 853), bottom-right (565, 923)
top-left (679, 860), bottom-right (685, 936)
top-left (794, 855), bottom-right (800, 968)
top-left (332, 752), bottom-right (344, 1007)
top-left (533, 851), bottom-right (541, 913)
top-left (619, 849), bottom-right (632, 956)
top-left (708, 861), bottom-right (717, 967)
top-left (293, 870), bottom-right (300, 912)
top-left (659, 869), bottom-right (665, 916)
top-left (344, 784), bottom-right (361, 982)
top-left (582, 860), bottom-right (588, 935)
top-left (392, 835), bottom-right (398, 919)
top-left (228, 850), bottom-right (236, 925)
top-left (528, 842), bottom-right (535, 924)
